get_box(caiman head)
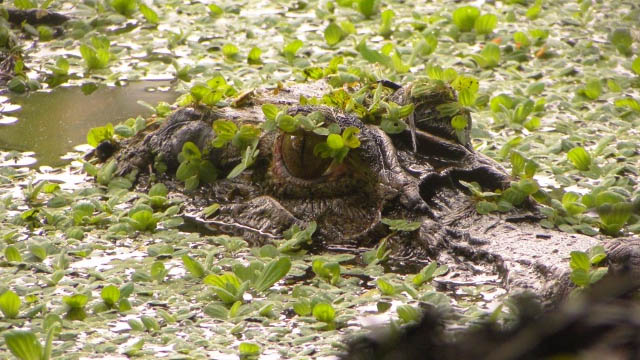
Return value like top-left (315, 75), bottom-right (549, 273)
top-left (115, 79), bottom-right (509, 253)
top-left (112, 79), bottom-right (640, 300)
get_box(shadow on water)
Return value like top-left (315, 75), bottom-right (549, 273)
top-left (0, 81), bottom-right (179, 167)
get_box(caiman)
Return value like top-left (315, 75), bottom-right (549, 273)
top-left (105, 79), bottom-right (640, 304)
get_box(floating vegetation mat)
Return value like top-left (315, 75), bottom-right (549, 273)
top-left (0, 0), bottom-right (639, 358)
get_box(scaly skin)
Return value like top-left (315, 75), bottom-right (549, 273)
top-left (111, 80), bottom-right (639, 304)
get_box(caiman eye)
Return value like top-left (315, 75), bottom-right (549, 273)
top-left (281, 132), bottom-right (332, 180)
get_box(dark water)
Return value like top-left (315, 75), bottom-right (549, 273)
top-left (0, 81), bottom-right (179, 167)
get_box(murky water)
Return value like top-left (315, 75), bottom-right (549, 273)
top-left (0, 81), bottom-right (179, 167)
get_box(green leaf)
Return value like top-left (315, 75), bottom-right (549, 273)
top-left (238, 342), bottom-right (261, 356)
top-left (49, 57), bottom-right (69, 76)
top-left (212, 120), bottom-right (238, 148)
top-left (397, 305), bottom-right (421, 323)
top-left (37, 25), bottom-right (53, 41)
top-left (278, 222), bottom-right (317, 253)
top-left (356, 40), bottom-right (392, 68)
top-left (114, 124), bottom-right (134, 138)
top-left (14, 0), bottom-right (36, 10)
top-left (513, 32), bottom-right (530, 48)
top-left (607, 79), bottom-right (622, 92)
top-left (253, 257), bottom-right (291, 292)
top-left (380, 118), bottom-right (407, 134)
top-left (189, 84), bottom-right (210, 102)
top-left (581, 79), bottom-right (602, 100)
top-left (589, 268), bottom-right (608, 285)
top-left (247, 47), bottom-right (262, 65)
top-left (283, 39), bottom-right (303, 59)
top-left (379, 9), bottom-right (394, 38)
top-left (202, 203), bottom-right (220, 217)
top-left (569, 251), bottom-right (590, 272)
top-left (478, 43), bottom-right (500, 68)
top-left (5, 245), bottom-right (22, 262)
top-left (8, 78), bottom-right (26, 94)
top-left (571, 268), bottom-right (590, 287)
top-left (312, 303), bottom-right (335, 323)
top-left (598, 202), bottom-right (633, 235)
top-left (474, 14), bottom-right (497, 35)
top-left (148, 183), bottom-right (168, 198)
top-left (3, 330), bottom-right (43, 360)
top-left (204, 273), bottom-right (245, 304)
top-left (452, 6), bottom-right (480, 32)
top-left (588, 245), bottom-right (607, 265)
top-left (63, 294), bottom-right (89, 309)
top-left (157, 309), bottom-right (176, 324)
top-left (261, 104), bottom-right (279, 122)
top-left (293, 301), bottom-right (312, 316)
top-left (524, 116), bottom-right (541, 131)
top-left (303, 67), bottom-right (324, 80)
top-left (391, 51), bottom-right (410, 73)
top-left (381, 218), bottom-right (421, 232)
top-left (182, 255), bottom-right (206, 278)
top-left (357, 0), bottom-right (378, 18)
top-left (476, 200), bottom-right (498, 214)
top-left (501, 187), bottom-right (527, 205)
top-left (451, 115), bottom-right (467, 130)
top-left (227, 144), bottom-right (259, 178)
top-left (232, 124), bottom-right (261, 149)
top-left (510, 151), bottom-right (525, 177)
top-left (326, 134), bottom-right (344, 150)
top-left (632, 57), bottom-right (640, 76)
top-left (4, 245), bottom-right (22, 262)
top-left (324, 22), bottom-right (345, 46)
top-left (512, 100), bottom-right (534, 124)
top-left (451, 75), bottom-right (479, 94)
top-left (128, 318), bottom-right (145, 331)
top-left (80, 37), bottom-right (111, 70)
top-left (529, 29), bottom-right (549, 44)
top-left (110, 0), bottom-right (137, 16)
top-left (615, 97), bottom-right (640, 112)
top-left (567, 147), bottom-right (591, 171)
top-left (87, 124), bottom-right (114, 147)
top-left (204, 304), bottom-right (228, 319)
top-left (611, 28), bottom-right (632, 56)
top-left (139, 3), bottom-right (159, 24)
top-left (0, 290), bottom-right (21, 318)
top-left (150, 261), bottom-right (167, 282)
top-left (101, 285), bottom-right (120, 307)
top-left (222, 43), bottom-right (239, 58)
top-left (342, 126), bottom-right (360, 148)
top-left (209, 4), bottom-right (223, 16)
top-left (124, 339), bottom-right (145, 356)
top-left (312, 259), bottom-right (341, 285)
top-left (277, 114), bottom-right (298, 133)
top-left (29, 245), bottom-right (47, 262)
top-left (398, 104), bottom-right (414, 118)
top-left (176, 161), bottom-right (198, 182)
top-left (516, 178), bottom-right (539, 195)
top-left (141, 315), bottom-right (160, 331)
top-left (377, 278), bottom-right (396, 296)
top-left (412, 262), bottom-right (448, 286)
top-left (129, 209), bottom-right (157, 231)
top-left (562, 192), bottom-right (587, 216)
top-left (490, 94), bottom-right (514, 113)
top-left (525, 0), bottom-right (542, 20)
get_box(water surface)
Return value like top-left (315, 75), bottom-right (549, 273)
top-left (0, 81), bottom-right (178, 167)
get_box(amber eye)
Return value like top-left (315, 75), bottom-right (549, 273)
top-left (281, 132), bottom-right (332, 180)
